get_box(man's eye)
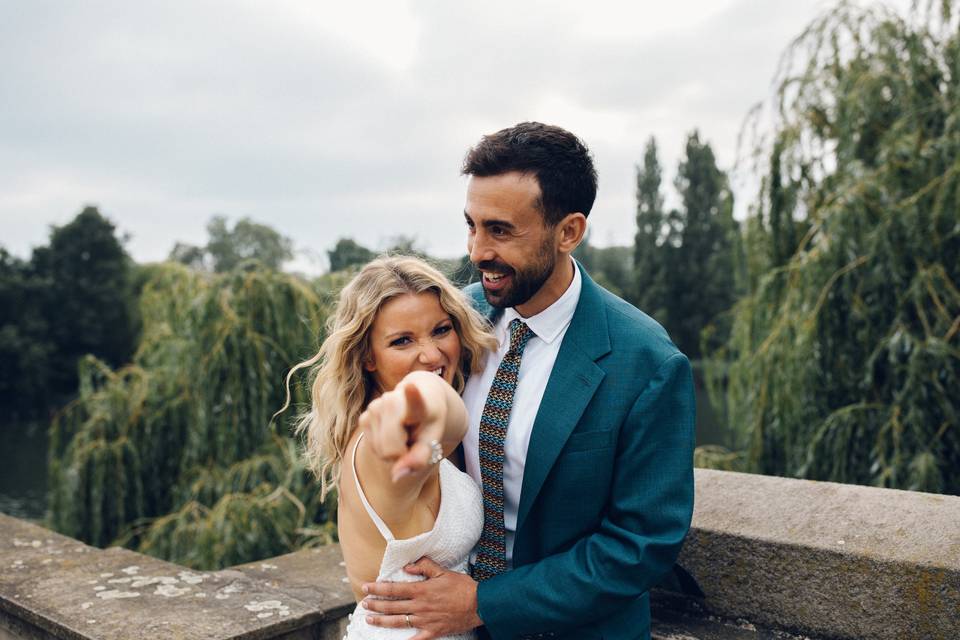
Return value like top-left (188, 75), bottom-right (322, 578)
top-left (389, 337), bottom-right (411, 347)
top-left (491, 226), bottom-right (506, 236)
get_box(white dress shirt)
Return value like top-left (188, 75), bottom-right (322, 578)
top-left (462, 259), bottom-right (582, 563)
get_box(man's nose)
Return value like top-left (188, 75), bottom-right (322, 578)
top-left (468, 232), bottom-right (493, 265)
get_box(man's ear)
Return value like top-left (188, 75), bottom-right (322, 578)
top-left (556, 213), bottom-right (588, 254)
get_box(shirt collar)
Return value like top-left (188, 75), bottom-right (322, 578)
top-left (501, 257), bottom-right (582, 345)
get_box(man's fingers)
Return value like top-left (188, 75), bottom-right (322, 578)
top-left (362, 597), bottom-right (416, 615)
top-left (364, 614), bottom-right (415, 629)
top-left (365, 568), bottom-right (481, 636)
top-left (363, 581), bottom-right (418, 599)
top-left (365, 613), bottom-right (437, 639)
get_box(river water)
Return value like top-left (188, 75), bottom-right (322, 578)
top-left (0, 419), bottom-right (48, 522)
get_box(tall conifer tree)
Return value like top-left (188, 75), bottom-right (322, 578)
top-left (669, 132), bottom-right (738, 358)
top-left (633, 137), bottom-right (669, 320)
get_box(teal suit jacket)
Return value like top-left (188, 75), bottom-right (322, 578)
top-left (465, 263), bottom-right (695, 640)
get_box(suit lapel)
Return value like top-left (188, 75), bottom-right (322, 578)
top-left (515, 265), bottom-right (610, 534)
top-left (467, 282), bottom-right (499, 326)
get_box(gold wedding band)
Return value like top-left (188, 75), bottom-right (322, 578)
top-left (405, 613), bottom-right (412, 628)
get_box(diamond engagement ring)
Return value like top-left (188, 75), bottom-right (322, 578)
top-left (428, 439), bottom-right (443, 465)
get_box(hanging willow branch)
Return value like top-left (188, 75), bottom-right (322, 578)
top-left (703, 1), bottom-right (960, 495)
top-left (48, 262), bottom-right (335, 568)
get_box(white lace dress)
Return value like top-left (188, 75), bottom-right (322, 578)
top-left (343, 434), bottom-right (483, 639)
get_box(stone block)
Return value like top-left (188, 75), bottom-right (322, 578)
top-left (675, 470), bottom-right (960, 640)
top-left (0, 513), bottom-right (355, 639)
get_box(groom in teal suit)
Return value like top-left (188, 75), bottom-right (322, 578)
top-left (363, 122), bottom-right (695, 639)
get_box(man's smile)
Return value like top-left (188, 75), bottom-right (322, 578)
top-left (481, 270), bottom-right (512, 292)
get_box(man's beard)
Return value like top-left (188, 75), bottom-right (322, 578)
top-left (478, 241), bottom-right (556, 310)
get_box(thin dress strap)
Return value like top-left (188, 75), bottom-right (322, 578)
top-left (351, 432), bottom-right (395, 542)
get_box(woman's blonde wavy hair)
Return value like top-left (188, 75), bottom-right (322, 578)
top-left (282, 255), bottom-right (495, 499)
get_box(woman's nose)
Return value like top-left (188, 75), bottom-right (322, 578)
top-left (418, 342), bottom-right (442, 364)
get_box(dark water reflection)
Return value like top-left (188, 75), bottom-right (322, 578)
top-left (0, 420), bottom-right (48, 522)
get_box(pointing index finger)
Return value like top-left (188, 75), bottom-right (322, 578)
top-left (402, 381), bottom-right (427, 427)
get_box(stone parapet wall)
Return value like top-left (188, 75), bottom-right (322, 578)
top-left (665, 469), bottom-right (960, 640)
top-left (2, 469), bottom-right (958, 639)
top-left (0, 513), bottom-right (354, 639)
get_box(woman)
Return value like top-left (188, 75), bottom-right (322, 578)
top-left (283, 256), bottom-right (496, 639)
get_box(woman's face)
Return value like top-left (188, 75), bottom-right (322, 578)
top-left (364, 291), bottom-right (461, 393)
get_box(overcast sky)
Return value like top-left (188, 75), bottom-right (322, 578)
top-left (0, 0), bottom-right (910, 272)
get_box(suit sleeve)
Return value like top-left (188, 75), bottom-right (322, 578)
top-left (476, 352), bottom-right (696, 638)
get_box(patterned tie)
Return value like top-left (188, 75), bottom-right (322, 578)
top-left (473, 318), bottom-right (534, 582)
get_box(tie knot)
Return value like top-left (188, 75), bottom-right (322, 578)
top-left (507, 319), bottom-right (534, 353)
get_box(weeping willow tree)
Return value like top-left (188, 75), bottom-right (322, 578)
top-left (48, 262), bottom-right (335, 568)
top-left (704, 1), bottom-right (960, 494)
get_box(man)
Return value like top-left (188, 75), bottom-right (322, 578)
top-left (363, 122), bottom-right (695, 639)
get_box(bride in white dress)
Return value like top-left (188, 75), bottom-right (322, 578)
top-left (283, 256), bottom-right (496, 639)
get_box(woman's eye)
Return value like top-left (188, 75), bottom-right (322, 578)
top-left (434, 324), bottom-right (453, 336)
top-left (389, 336), bottom-right (411, 347)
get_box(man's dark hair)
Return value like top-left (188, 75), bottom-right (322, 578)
top-left (461, 122), bottom-right (598, 226)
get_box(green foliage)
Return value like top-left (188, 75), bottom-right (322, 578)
top-left (631, 134), bottom-right (741, 358)
top-left (383, 235), bottom-right (426, 258)
top-left (129, 436), bottom-right (335, 569)
top-left (632, 138), bottom-right (670, 319)
top-left (170, 216), bottom-right (294, 273)
top-left (671, 132), bottom-right (741, 358)
top-left (708, 1), bottom-right (960, 494)
top-left (0, 207), bottom-right (136, 419)
top-left (693, 445), bottom-right (747, 472)
top-left (0, 249), bottom-right (54, 416)
top-left (48, 262), bottom-right (334, 567)
top-left (168, 242), bottom-right (206, 270)
top-left (327, 237), bottom-right (376, 273)
top-left (326, 235), bottom-right (478, 288)
top-left (45, 207), bottom-right (136, 375)
top-left (572, 236), bottom-right (632, 299)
